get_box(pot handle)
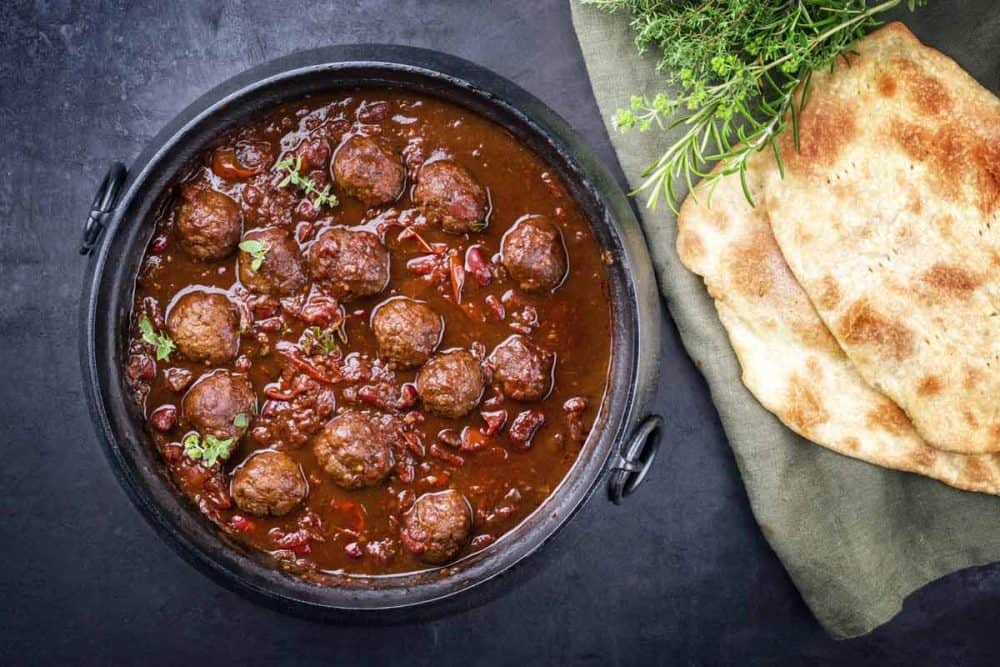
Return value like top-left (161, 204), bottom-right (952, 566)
top-left (80, 162), bottom-right (128, 256)
top-left (608, 414), bottom-right (662, 505)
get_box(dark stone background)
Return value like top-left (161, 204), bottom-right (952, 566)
top-left (1, 1), bottom-right (998, 663)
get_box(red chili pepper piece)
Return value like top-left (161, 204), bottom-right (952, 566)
top-left (430, 443), bottom-right (465, 467)
top-left (398, 226), bottom-right (436, 254)
top-left (406, 254), bottom-right (441, 276)
top-left (402, 431), bottom-right (426, 457)
top-left (211, 147), bottom-right (258, 180)
top-left (449, 254), bottom-right (465, 304)
top-left (230, 515), bottom-right (256, 533)
top-left (331, 500), bottom-right (366, 534)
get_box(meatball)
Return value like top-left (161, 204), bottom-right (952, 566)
top-left (416, 349), bottom-right (484, 419)
top-left (308, 227), bottom-right (389, 300)
top-left (487, 335), bottom-right (555, 401)
top-left (312, 412), bottom-right (394, 489)
top-left (400, 490), bottom-right (473, 565)
top-left (175, 188), bottom-right (242, 261)
top-left (166, 290), bottom-right (240, 365)
top-left (182, 370), bottom-right (256, 441)
top-left (371, 298), bottom-right (443, 367)
top-left (501, 215), bottom-right (567, 292)
top-left (237, 226), bottom-right (307, 296)
top-left (332, 135), bottom-right (405, 206)
top-left (412, 160), bottom-right (488, 234)
top-left (231, 450), bottom-right (308, 517)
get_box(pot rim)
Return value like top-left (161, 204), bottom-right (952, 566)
top-left (79, 44), bottom-right (660, 614)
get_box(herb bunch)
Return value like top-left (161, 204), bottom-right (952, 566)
top-left (585, 0), bottom-right (926, 209)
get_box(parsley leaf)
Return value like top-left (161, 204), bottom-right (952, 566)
top-left (182, 432), bottom-right (236, 468)
top-left (138, 314), bottom-right (176, 361)
top-left (274, 156), bottom-right (339, 210)
top-left (233, 413), bottom-right (249, 429)
top-left (239, 239), bottom-right (270, 272)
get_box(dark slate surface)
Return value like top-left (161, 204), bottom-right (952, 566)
top-left (1, 1), bottom-right (998, 664)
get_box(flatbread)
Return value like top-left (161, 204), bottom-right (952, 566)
top-left (677, 151), bottom-right (1000, 494)
top-left (762, 23), bottom-right (1000, 454)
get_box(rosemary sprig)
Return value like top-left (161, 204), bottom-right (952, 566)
top-left (274, 156), bottom-right (339, 210)
top-left (587, 0), bottom-right (927, 211)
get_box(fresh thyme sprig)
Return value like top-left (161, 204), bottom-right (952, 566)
top-left (274, 156), bottom-right (339, 210)
top-left (586, 0), bottom-right (927, 210)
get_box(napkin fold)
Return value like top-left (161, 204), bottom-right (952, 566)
top-left (570, 1), bottom-right (1000, 638)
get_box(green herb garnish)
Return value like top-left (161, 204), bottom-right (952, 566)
top-left (138, 314), bottom-right (176, 361)
top-left (587, 0), bottom-right (927, 210)
top-left (303, 326), bottom-right (340, 355)
top-left (274, 156), bottom-right (339, 210)
top-left (233, 413), bottom-right (249, 429)
top-left (182, 432), bottom-right (236, 467)
top-left (238, 239), bottom-right (270, 272)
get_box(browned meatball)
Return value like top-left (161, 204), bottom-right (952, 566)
top-left (501, 216), bottom-right (567, 292)
top-left (238, 226), bottom-right (307, 296)
top-left (332, 135), bottom-right (405, 206)
top-left (487, 335), bottom-right (555, 401)
top-left (308, 227), bottom-right (389, 300)
top-left (371, 298), bottom-right (443, 367)
top-left (416, 349), bottom-right (484, 419)
top-left (175, 188), bottom-right (242, 261)
top-left (231, 450), bottom-right (308, 517)
top-left (312, 412), bottom-right (394, 489)
top-left (413, 160), bottom-right (488, 234)
top-left (400, 490), bottom-right (473, 565)
top-left (182, 370), bottom-right (256, 441)
top-left (166, 290), bottom-right (240, 365)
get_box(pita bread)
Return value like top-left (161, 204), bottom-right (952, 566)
top-left (762, 23), bottom-right (1000, 454)
top-left (677, 151), bottom-right (1000, 494)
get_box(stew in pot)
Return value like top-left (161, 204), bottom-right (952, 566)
top-left (126, 89), bottom-right (613, 576)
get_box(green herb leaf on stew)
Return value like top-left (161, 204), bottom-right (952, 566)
top-left (302, 326), bottom-right (339, 355)
top-left (138, 314), bottom-right (176, 361)
top-left (274, 156), bottom-right (339, 210)
top-left (585, 0), bottom-right (928, 210)
top-left (239, 239), bottom-right (270, 272)
top-left (182, 432), bottom-right (236, 468)
top-left (233, 413), bottom-right (249, 429)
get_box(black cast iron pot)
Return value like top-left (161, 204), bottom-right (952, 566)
top-left (79, 45), bottom-right (663, 619)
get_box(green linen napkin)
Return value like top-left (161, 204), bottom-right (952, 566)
top-left (570, 2), bottom-right (1000, 638)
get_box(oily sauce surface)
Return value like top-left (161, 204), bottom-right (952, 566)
top-left (126, 89), bottom-right (612, 576)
